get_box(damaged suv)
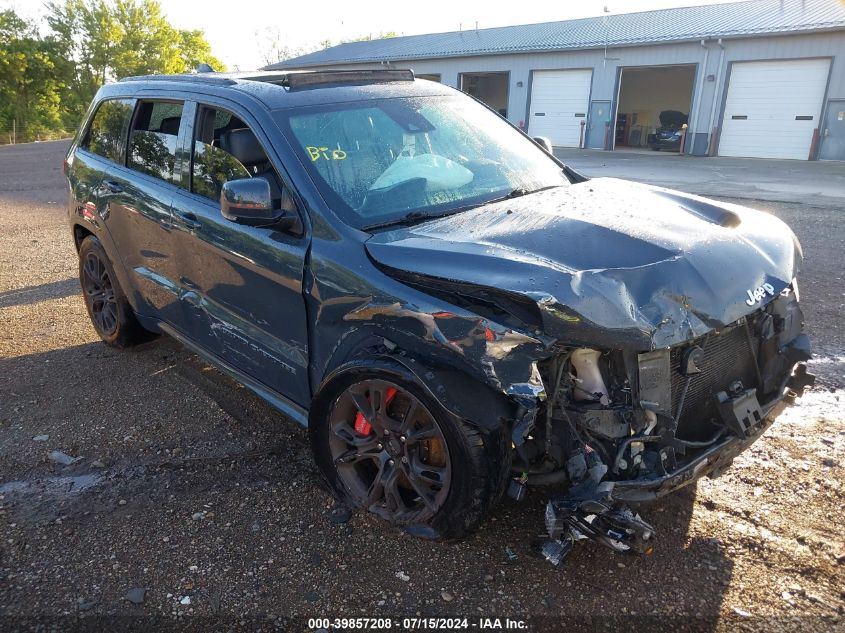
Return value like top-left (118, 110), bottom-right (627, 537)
top-left (65, 69), bottom-right (813, 560)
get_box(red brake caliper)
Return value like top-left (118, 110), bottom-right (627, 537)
top-left (354, 387), bottom-right (398, 436)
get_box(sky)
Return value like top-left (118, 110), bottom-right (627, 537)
top-left (6, 0), bottom-right (745, 70)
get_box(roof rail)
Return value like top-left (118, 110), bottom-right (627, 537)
top-left (280, 69), bottom-right (415, 90)
top-left (118, 73), bottom-right (236, 86)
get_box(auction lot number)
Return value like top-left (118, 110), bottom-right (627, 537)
top-left (308, 618), bottom-right (470, 629)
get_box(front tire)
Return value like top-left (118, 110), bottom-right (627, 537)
top-left (309, 359), bottom-right (509, 539)
top-left (78, 235), bottom-right (151, 347)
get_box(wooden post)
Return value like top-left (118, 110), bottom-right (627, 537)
top-left (708, 126), bottom-right (719, 157)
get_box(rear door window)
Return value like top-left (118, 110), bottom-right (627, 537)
top-left (82, 99), bottom-right (135, 163)
top-left (128, 101), bottom-right (184, 185)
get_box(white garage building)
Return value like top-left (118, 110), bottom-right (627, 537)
top-left (266, 0), bottom-right (845, 160)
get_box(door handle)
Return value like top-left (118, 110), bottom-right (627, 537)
top-left (103, 180), bottom-right (123, 193)
top-left (176, 211), bottom-right (202, 230)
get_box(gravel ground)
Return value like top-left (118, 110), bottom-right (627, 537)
top-left (0, 141), bottom-right (843, 632)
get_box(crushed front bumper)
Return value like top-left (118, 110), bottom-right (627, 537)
top-left (613, 397), bottom-right (785, 502)
top-left (540, 363), bottom-right (814, 565)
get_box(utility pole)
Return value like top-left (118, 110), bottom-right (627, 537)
top-left (12, 119), bottom-right (16, 145)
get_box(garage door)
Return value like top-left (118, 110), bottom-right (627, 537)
top-left (719, 59), bottom-right (830, 159)
top-left (528, 70), bottom-right (592, 147)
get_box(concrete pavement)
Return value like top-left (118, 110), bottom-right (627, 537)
top-left (554, 147), bottom-right (845, 208)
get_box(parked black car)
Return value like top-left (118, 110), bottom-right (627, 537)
top-left (649, 109), bottom-right (689, 151)
top-left (65, 70), bottom-right (813, 561)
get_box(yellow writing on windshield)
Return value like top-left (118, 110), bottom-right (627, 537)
top-left (306, 146), bottom-right (347, 161)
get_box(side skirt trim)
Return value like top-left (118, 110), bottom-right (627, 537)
top-left (156, 321), bottom-right (309, 427)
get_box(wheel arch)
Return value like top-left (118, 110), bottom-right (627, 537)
top-left (72, 222), bottom-right (95, 251)
top-left (72, 221), bottom-right (146, 317)
top-left (313, 330), bottom-right (520, 434)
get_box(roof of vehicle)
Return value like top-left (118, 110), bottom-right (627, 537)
top-left (264, 0), bottom-right (845, 69)
top-left (109, 69), bottom-right (454, 110)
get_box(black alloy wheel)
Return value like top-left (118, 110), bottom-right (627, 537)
top-left (81, 251), bottom-right (118, 336)
top-left (77, 235), bottom-right (152, 347)
top-left (328, 378), bottom-right (451, 523)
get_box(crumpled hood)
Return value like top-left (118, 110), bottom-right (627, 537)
top-left (365, 178), bottom-right (802, 350)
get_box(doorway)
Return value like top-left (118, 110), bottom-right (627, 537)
top-left (586, 100), bottom-right (611, 149)
top-left (817, 99), bottom-right (844, 161)
top-left (459, 72), bottom-right (509, 118)
top-left (614, 65), bottom-right (695, 153)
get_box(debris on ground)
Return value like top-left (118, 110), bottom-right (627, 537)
top-left (125, 588), bottom-right (146, 604)
top-left (47, 450), bottom-right (81, 465)
top-left (328, 504), bottom-right (352, 524)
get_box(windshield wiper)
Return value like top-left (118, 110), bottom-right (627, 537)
top-left (362, 185), bottom-right (565, 232)
top-left (363, 210), bottom-right (435, 231)
top-left (485, 184), bottom-right (563, 205)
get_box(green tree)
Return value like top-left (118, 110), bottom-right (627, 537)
top-left (45, 0), bottom-right (223, 124)
top-left (0, 10), bottom-right (65, 138)
top-left (1, 1), bottom-right (224, 141)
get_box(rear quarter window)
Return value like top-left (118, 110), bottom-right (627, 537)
top-left (82, 99), bottom-right (135, 163)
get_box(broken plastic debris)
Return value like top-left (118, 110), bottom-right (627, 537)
top-left (32, 435), bottom-right (49, 442)
top-left (507, 476), bottom-right (527, 501)
top-left (505, 547), bottom-right (517, 561)
top-left (180, 596), bottom-right (191, 605)
top-left (395, 571), bottom-right (410, 582)
top-left (541, 539), bottom-right (572, 566)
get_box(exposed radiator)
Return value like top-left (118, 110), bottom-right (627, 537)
top-left (670, 321), bottom-right (760, 440)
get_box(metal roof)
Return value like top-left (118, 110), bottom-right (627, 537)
top-left (265, 0), bottom-right (845, 70)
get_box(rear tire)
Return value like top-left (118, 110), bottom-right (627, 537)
top-left (78, 235), bottom-right (152, 348)
top-left (309, 358), bottom-right (509, 540)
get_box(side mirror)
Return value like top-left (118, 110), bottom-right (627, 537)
top-left (533, 136), bottom-right (553, 154)
top-left (221, 178), bottom-right (278, 226)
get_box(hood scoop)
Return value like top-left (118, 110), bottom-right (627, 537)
top-left (653, 190), bottom-right (741, 228)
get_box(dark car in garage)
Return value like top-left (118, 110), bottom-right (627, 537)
top-left (64, 69), bottom-right (813, 563)
top-left (649, 109), bottom-right (689, 151)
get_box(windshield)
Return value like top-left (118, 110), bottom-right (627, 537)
top-left (274, 95), bottom-right (569, 230)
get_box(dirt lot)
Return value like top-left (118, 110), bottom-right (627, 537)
top-left (0, 141), bottom-right (843, 632)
